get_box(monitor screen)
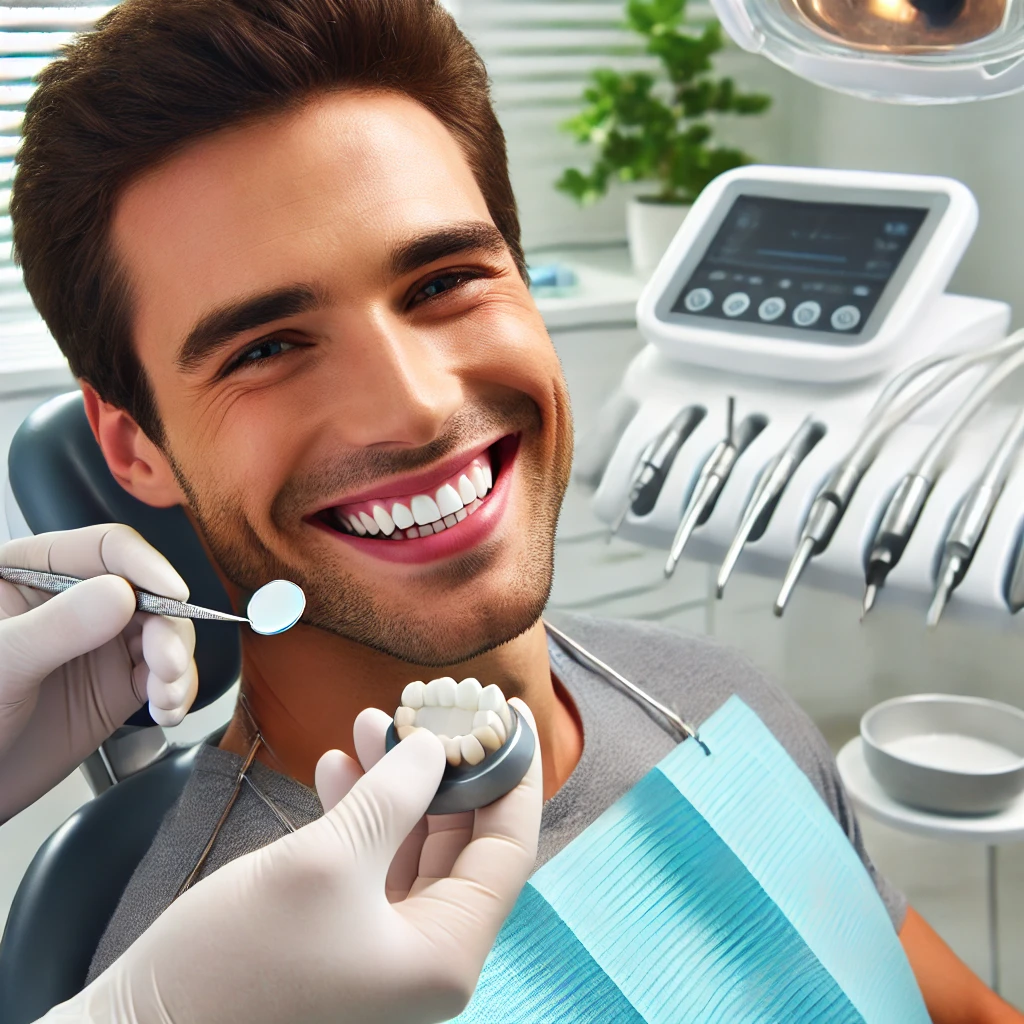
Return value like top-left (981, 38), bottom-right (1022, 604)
top-left (671, 196), bottom-right (928, 336)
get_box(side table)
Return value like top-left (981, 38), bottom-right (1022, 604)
top-left (837, 737), bottom-right (1024, 995)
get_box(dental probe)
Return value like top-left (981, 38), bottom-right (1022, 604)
top-left (0, 568), bottom-right (305, 636)
top-left (608, 405), bottom-right (705, 539)
top-left (862, 339), bottom-right (1024, 618)
top-left (716, 416), bottom-right (825, 598)
top-left (664, 400), bottom-right (766, 579)
top-left (926, 408), bottom-right (1024, 628)
top-left (543, 619), bottom-right (708, 752)
top-left (774, 332), bottom-right (1024, 617)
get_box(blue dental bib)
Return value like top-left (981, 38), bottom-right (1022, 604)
top-left (455, 696), bottom-right (928, 1023)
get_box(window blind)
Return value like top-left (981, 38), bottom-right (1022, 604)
top-left (456, 0), bottom-right (717, 251)
top-left (0, 5), bottom-right (110, 384)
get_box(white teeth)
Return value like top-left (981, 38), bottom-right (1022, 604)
top-left (411, 494), bottom-right (441, 526)
top-left (439, 734), bottom-right (462, 766)
top-left (482, 461), bottom-right (493, 492)
top-left (396, 724), bottom-right (416, 740)
top-left (396, 676), bottom-right (510, 767)
top-left (469, 464), bottom-right (487, 498)
top-left (473, 725), bottom-right (503, 753)
top-left (406, 528), bottom-right (418, 539)
top-left (473, 709), bottom-right (507, 745)
top-left (358, 511), bottom-right (380, 536)
top-left (392, 502), bottom-right (414, 530)
top-left (347, 514), bottom-right (367, 536)
top-left (457, 474), bottom-right (478, 505)
top-left (372, 505), bottom-right (395, 536)
top-left (455, 677), bottom-right (481, 709)
top-left (402, 681), bottom-right (425, 708)
top-left (460, 734), bottom-right (486, 766)
top-left (433, 677), bottom-right (458, 706)
top-left (455, 509), bottom-right (468, 522)
top-left (443, 514), bottom-right (457, 528)
top-left (479, 684), bottom-right (511, 733)
top-left (432, 522), bottom-right (446, 534)
top-left (436, 483), bottom-right (464, 517)
top-left (418, 525), bottom-right (434, 538)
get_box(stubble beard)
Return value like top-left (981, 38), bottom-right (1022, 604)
top-left (167, 406), bottom-right (573, 666)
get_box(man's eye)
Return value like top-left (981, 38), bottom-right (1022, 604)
top-left (412, 271), bottom-right (478, 304)
top-left (228, 338), bottom-right (295, 372)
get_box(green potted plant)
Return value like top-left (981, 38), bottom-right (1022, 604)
top-left (558, 0), bottom-right (772, 277)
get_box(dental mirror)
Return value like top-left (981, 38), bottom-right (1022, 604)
top-left (245, 579), bottom-right (306, 635)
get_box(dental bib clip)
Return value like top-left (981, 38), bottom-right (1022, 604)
top-left (385, 678), bottom-right (536, 815)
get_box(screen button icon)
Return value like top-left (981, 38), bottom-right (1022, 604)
top-left (683, 287), bottom-right (714, 312)
top-left (831, 305), bottom-right (862, 331)
top-left (758, 297), bottom-right (786, 322)
top-left (792, 301), bottom-right (822, 328)
top-left (722, 292), bottom-right (751, 318)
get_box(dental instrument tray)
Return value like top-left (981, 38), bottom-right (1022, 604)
top-left (385, 677), bottom-right (535, 815)
top-left (860, 695), bottom-right (1024, 815)
top-left (589, 165), bottom-right (1024, 627)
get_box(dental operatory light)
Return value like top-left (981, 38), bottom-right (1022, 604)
top-left (710, 0), bottom-right (1024, 103)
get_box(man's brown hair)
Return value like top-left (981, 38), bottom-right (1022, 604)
top-left (12, 0), bottom-right (524, 442)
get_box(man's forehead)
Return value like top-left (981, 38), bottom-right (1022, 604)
top-left (111, 91), bottom-right (494, 351)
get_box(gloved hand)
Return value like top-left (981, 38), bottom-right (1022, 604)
top-left (0, 525), bottom-right (198, 819)
top-left (44, 700), bottom-right (542, 1024)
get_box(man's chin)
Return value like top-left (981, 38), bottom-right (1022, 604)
top-left (303, 584), bottom-right (549, 668)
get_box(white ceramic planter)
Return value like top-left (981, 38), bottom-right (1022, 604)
top-left (627, 197), bottom-right (691, 279)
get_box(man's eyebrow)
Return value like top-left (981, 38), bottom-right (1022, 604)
top-left (176, 285), bottom-right (326, 373)
top-left (388, 222), bottom-right (508, 280)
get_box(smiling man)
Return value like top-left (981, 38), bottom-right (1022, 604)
top-left (11, 0), bottom-right (1020, 1020)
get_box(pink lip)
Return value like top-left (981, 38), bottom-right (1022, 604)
top-left (313, 436), bottom-right (502, 511)
top-left (310, 437), bottom-right (518, 565)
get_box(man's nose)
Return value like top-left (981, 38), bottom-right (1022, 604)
top-left (327, 311), bottom-right (464, 448)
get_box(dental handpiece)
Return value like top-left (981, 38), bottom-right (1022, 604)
top-left (664, 400), bottom-right (767, 579)
top-left (716, 416), bottom-right (825, 599)
top-left (927, 408), bottom-right (1024, 628)
top-left (608, 405), bottom-right (705, 539)
top-left (0, 568), bottom-right (306, 636)
top-left (863, 343), bottom-right (1024, 619)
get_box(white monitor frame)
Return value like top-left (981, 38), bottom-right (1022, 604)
top-left (637, 166), bottom-right (978, 383)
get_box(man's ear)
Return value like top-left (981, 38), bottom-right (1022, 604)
top-left (80, 381), bottom-right (186, 508)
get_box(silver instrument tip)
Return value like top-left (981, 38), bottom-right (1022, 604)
top-left (860, 583), bottom-right (877, 622)
top-left (926, 557), bottom-right (960, 628)
top-left (774, 536), bottom-right (815, 617)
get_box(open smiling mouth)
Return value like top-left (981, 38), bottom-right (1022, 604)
top-left (315, 434), bottom-right (519, 543)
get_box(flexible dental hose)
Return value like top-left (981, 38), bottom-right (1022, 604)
top-left (914, 331), bottom-right (1024, 480)
top-left (844, 328), bottom-right (1024, 475)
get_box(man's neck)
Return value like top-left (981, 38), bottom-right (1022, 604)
top-left (219, 618), bottom-right (582, 801)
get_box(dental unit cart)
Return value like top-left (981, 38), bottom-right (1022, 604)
top-left (592, 165), bottom-right (1024, 627)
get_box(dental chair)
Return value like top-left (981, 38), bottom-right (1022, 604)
top-left (0, 391), bottom-right (242, 1024)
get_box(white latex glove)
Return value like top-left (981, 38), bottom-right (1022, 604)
top-left (43, 699), bottom-right (542, 1024)
top-left (0, 525), bottom-right (198, 819)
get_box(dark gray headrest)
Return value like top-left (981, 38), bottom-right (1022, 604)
top-left (7, 392), bottom-right (240, 722)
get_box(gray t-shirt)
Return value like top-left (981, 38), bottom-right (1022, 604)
top-left (87, 613), bottom-right (905, 982)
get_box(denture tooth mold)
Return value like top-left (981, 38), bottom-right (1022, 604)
top-left (387, 676), bottom-right (536, 814)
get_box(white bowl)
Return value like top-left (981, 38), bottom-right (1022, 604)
top-left (861, 694), bottom-right (1024, 815)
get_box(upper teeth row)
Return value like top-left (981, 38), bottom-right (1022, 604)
top-left (395, 676), bottom-right (512, 767)
top-left (338, 458), bottom-right (493, 539)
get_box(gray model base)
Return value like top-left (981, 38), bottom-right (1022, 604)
top-left (384, 705), bottom-right (535, 815)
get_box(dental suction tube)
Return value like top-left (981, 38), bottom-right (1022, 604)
top-left (775, 329), bottom-right (1024, 615)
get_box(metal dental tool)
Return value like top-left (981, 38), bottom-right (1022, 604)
top-left (664, 399), bottom-right (767, 579)
top-left (608, 405), bottom-right (706, 539)
top-left (926, 408), bottom-right (1024, 628)
top-left (862, 340), bottom-right (1024, 619)
top-left (774, 329), bottom-right (1024, 617)
top-left (716, 416), bottom-right (825, 598)
top-left (0, 569), bottom-right (306, 636)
